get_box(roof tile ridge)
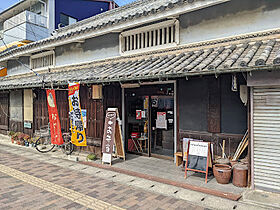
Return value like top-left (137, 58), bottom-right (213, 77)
top-left (55, 0), bottom-right (158, 34)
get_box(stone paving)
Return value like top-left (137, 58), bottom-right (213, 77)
top-left (0, 149), bottom-right (202, 210)
top-left (0, 136), bottom-right (271, 210)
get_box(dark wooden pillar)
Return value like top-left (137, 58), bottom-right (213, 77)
top-left (207, 77), bottom-right (221, 133)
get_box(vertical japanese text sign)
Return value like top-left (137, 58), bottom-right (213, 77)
top-left (68, 83), bottom-right (87, 146)
top-left (102, 110), bottom-right (117, 164)
top-left (46, 89), bottom-right (64, 145)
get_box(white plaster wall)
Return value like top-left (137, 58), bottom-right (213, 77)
top-left (7, 57), bottom-right (30, 76)
top-left (55, 0), bottom-right (280, 68)
top-left (55, 33), bottom-right (119, 66)
top-left (179, 1), bottom-right (280, 45)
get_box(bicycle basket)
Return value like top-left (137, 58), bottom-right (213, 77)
top-left (40, 125), bottom-right (50, 137)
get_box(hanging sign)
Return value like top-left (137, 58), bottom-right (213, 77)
top-left (68, 83), bottom-right (87, 146)
top-left (102, 108), bottom-right (125, 165)
top-left (184, 141), bottom-right (212, 183)
top-left (46, 89), bottom-right (64, 145)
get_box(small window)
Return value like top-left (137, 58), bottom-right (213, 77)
top-left (120, 20), bottom-right (179, 55)
top-left (59, 13), bottom-right (77, 27)
top-left (31, 51), bottom-right (54, 69)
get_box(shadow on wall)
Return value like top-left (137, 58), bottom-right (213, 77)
top-left (179, 0), bottom-right (280, 28)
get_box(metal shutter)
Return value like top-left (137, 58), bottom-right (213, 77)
top-left (253, 87), bottom-right (280, 192)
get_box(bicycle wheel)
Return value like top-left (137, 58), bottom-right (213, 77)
top-left (35, 136), bottom-right (55, 153)
top-left (62, 134), bottom-right (74, 155)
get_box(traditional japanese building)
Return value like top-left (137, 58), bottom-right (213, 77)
top-left (1, 0), bottom-right (280, 192)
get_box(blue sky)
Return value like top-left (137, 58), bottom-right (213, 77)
top-left (0, 0), bottom-right (19, 12)
top-left (0, 0), bottom-right (137, 12)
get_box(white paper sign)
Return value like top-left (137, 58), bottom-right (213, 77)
top-left (188, 141), bottom-right (208, 157)
top-left (81, 109), bottom-right (87, 128)
top-left (102, 153), bottom-right (112, 164)
top-left (156, 112), bottom-right (167, 129)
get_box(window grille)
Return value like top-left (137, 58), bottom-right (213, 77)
top-left (120, 20), bottom-right (179, 55)
top-left (31, 52), bottom-right (54, 69)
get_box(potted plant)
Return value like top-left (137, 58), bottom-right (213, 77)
top-left (86, 153), bottom-right (97, 161)
top-left (30, 136), bottom-right (39, 147)
top-left (23, 134), bottom-right (31, 147)
top-left (12, 132), bottom-right (21, 145)
top-left (8, 131), bottom-right (16, 143)
top-left (17, 132), bottom-right (26, 146)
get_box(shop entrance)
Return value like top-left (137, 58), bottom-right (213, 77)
top-left (124, 83), bottom-right (175, 158)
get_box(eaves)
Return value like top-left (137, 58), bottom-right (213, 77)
top-left (0, 0), bottom-right (230, 63)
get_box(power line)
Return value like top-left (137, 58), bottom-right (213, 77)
top-left (1, 38), bottom-right (39, 76)
top-left (0, 7), bottom-right (50, 68)
top-left (0, 4), bottom-right (51, 36)
top-left (1, 32), bottom-right (29, 41)
top-left (0, 17), bottom-right (45, 40)
top-left (0, 7), bottom-right (48, 40)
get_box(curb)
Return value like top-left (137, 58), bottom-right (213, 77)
top-left (80, 161), bottom-right (242, 201)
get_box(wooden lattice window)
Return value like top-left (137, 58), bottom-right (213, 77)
top-left (31, 51), bottom-right (54, 69)
top-left (120, 20), bottom-right (179, 55)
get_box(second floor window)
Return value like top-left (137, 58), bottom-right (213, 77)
top-left (31, 51), bottom-right (54, 69)
top-left (120, 20), bottom-right (179, 55)
top-left (60, 13), bottom-right (77, 27)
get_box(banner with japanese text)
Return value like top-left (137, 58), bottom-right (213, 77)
top-left (46, 89), bottom-right (64, 145)
top-left (68, 83), bottom-right (87, 146)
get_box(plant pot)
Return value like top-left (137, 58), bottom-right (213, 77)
top-left (17, 141), bottom-right (21, 145)
top-left (11, 138), bottom-right (14, 144)
top-left (215, 158), bottom-right (230, 165)
top-left (213, 164), bottom-right (232, 184)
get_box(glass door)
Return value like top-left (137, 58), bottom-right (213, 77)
top-left (126, 94), bottom-right (149, 155)
top-left (150, 96), bottom-right (174, 157)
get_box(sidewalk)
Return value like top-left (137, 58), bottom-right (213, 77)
top-left (0, 134), bottom-right (278, 209)
top-left (82, 154), bottom-right (244, 200)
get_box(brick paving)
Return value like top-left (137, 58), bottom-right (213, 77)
top-left (0, 149), bottom-right (203, 210)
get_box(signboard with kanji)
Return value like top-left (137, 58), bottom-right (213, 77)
top-left (102, 108), bottom-right (125, 165)
top-left (68, 83), bottom-right (87, 146)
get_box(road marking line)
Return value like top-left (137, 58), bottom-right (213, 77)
top-left (0, 164), bottom-right (124, 210)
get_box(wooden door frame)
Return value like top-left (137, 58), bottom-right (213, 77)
top-left (122, 80), bottom-right (177, 161)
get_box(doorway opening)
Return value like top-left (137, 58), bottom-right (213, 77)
top-left (124, 83), bottom-right (175, 159)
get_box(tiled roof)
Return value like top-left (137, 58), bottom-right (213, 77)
top-left (0, 0), bottom-right (225, 61)
top-left (55, 0), bottom-right (192, 35)
top-left (1, 30), bottom-right (280, 90)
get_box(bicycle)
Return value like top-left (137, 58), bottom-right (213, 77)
top-left (35, 124), bottom-right (74, 155)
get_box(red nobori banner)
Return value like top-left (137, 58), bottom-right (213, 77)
top-left (46, 89), bottom-right (64, 145)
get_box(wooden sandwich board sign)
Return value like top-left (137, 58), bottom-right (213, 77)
top-left (184, 141), bottom-right (212, 184)
top-left (102, 108), bottom-right (125, 165)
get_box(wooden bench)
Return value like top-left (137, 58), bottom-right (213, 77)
top-left (174, 152), bottom-right (183, 166)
